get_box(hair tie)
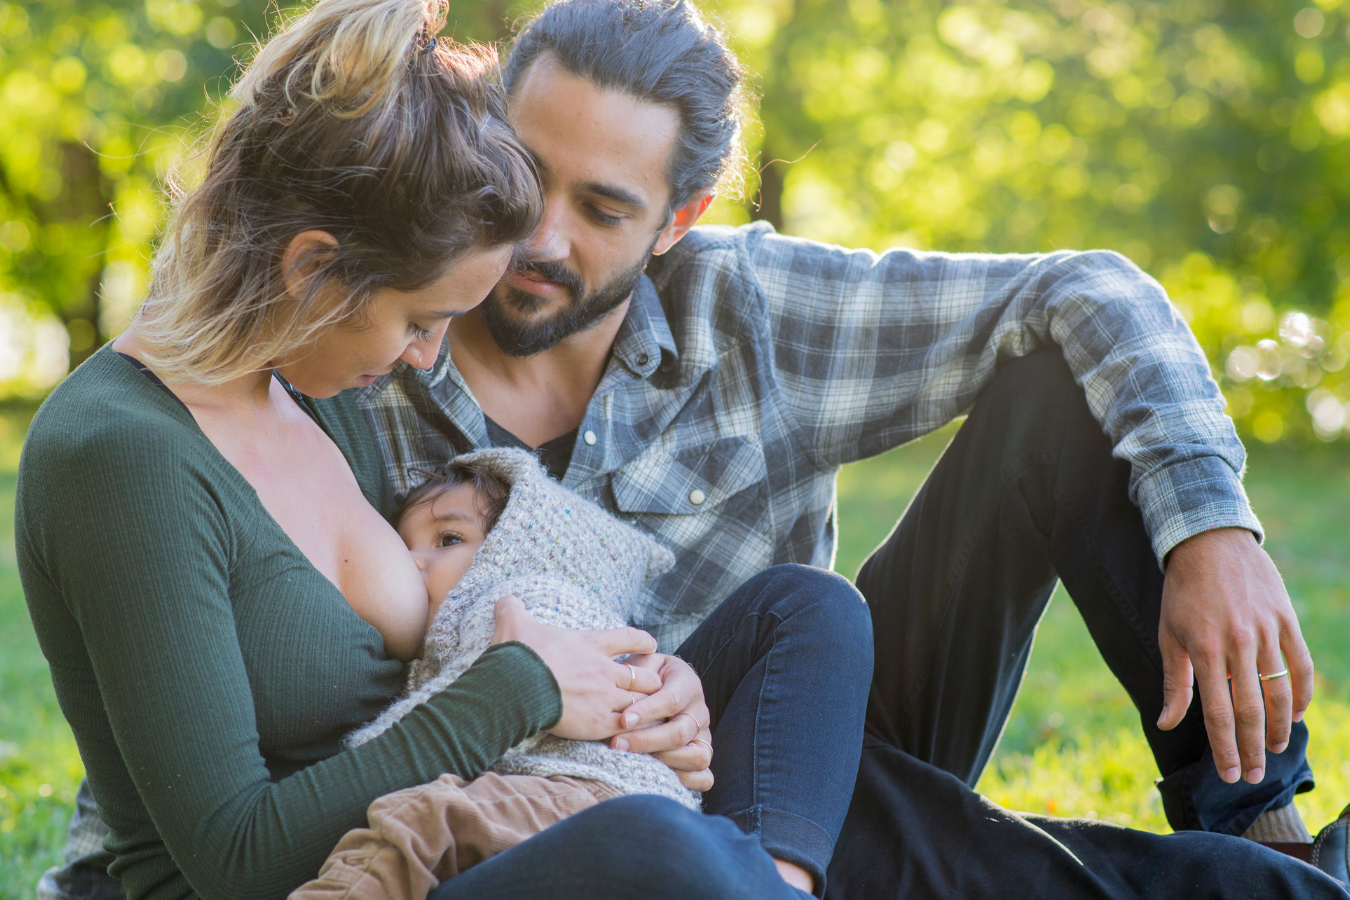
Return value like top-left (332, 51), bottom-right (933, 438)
top-left (419, 34), bottom-right (438, 56)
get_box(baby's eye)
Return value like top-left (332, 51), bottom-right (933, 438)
top-left (438, 532), bottom-right (463, 548)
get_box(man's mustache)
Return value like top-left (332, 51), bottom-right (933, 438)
top-left (506, 248), bottom-right (584, 298)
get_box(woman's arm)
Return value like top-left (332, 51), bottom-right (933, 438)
top-left (18, 420), bottom-right (560, 900)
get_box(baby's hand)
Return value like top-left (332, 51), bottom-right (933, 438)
top-left (611, 653), bottom-right (713, 792)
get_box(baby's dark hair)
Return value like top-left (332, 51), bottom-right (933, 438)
top-left (395, 460), bottom-right (511, 533)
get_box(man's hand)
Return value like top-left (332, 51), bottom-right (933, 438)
top-left (610, 653), bottom-right (714, 792)
top-left (1158, 527), bottom-right (1314, 785)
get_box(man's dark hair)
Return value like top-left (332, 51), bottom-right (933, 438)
top-left (395, 460), bottom-right (511, 533)
top-left (504, 0), bottom-right (746, 213)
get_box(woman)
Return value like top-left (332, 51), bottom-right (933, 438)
top-left (18, 2), bottom-right (869, 898)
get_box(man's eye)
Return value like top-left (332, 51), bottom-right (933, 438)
top-left (438, 533), bottom-right (463, 548)
top-left (587, 205), bottom-right (622, 226)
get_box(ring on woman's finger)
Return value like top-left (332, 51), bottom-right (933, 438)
top-left (688, 738), bottom-right (712, 754)
top-left (673, 711), bottom-right (700, 732)
top-left (625, 663), bottom-right (637, 690)
top-left (1258, 668), bottom-right (1289, 681)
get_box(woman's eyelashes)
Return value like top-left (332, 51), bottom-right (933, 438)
top-left (409, 323), bottom-right (436, 342)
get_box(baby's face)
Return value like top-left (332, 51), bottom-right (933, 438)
top-left (396, 482), bottom-right (490, 621)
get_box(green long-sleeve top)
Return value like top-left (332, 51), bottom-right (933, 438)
top-left (15, 347), bottom-right (563, 900)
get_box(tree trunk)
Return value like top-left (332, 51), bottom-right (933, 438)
top-left (754, 143), bottom-right (786, 232)
top-left (53, 142), bottom-right (112, 369)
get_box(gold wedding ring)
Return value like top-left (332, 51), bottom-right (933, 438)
top-left (625, 663), bottom-right (637, 690)
top-left (1259, 668), bottom-right (1289, 681)
top-left (689, 738), bottom-right (713, 753)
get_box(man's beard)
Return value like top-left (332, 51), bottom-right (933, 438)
top-left (481, 247), bottom-right (652, 358)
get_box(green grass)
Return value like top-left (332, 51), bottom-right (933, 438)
top-left (0, 408), bottom-right (85, 897)
top-left (1, 416), bottom-right (1348, 894)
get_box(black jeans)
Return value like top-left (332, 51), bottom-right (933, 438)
top-left (823, 347), bottom-right (1336, 898)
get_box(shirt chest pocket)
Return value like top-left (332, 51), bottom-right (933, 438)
top-left (611, 435), bottom-right (768, 516)
top-left (610, 436), bottom-right (774, 625)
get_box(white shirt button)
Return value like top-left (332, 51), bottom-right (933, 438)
top-left (583, 430), bottom-right (597, 446)
top-left (689, 489), bottom-right (706, 506)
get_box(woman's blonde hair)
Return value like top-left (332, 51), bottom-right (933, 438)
top-left (136, 0), bottom-right (542, 383)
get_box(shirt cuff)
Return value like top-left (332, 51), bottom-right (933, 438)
top-left (474, 641), bottom-right (564, 731)
top-left (1134, 454), bottom-right (1265, 568)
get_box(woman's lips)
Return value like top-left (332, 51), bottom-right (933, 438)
top-left (354, 367), bottom-right (394, 387)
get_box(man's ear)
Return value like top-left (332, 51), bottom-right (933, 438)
top-left (651, 191), bottom-right (715, 256)
top-left (281, 230), bottom-right (340, 299)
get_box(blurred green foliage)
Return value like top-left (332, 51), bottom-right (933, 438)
top-left (0, 0), bottom-right (272, 385)
top-left (5, 0), bottom-right (1350, 441)
top-left (710, 0), bottom-right (1350, 444)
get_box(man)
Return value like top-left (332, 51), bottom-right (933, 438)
top-left (358, 1), bottom-right (1347, 894)
top-left (42, 0), bottom-right (1350, 897)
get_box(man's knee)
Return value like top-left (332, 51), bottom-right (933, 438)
top-left (565, 796), bottom-right (755, 885)
top-left (980, 347), bottom-right (1087, 418)
top-left (966, 347), bottom-right (1108, 463)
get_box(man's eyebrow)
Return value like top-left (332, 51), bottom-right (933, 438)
top-left (522, 146), bottom-right (646, 211)
top-left (581, 180), bottom-right (646, 211)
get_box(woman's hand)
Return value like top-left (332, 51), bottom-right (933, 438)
top-left (609, 653), bottom-right (715, 792)
top-left (490, 595), bottom-right (661, 741)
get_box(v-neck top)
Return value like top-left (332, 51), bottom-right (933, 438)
top-left (15, 346), bottom-right (562, 900)
top-left (483, 414), bottom-right (577, 481)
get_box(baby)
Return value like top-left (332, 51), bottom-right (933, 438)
top-left (292, 447), bottom-right (695, 900)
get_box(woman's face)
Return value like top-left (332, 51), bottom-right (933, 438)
top-left (277, 244), bottom-right (513, 398)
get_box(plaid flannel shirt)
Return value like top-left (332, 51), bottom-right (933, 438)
top-left (357, 222), bottom-right (1261, 652)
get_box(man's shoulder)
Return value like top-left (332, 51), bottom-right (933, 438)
top-left (654, 220), bottom-right (840, 275)
top-left (646, 221), bottom-right (811, 314)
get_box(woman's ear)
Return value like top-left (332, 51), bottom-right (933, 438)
top-left (280, 230), bottom-right (340, 299)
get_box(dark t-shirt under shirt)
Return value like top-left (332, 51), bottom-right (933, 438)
top-left (483, 414), bottom-right (577, 481)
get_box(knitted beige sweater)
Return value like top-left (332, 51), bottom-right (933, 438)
top-left (348, 447), bottom-right (699, 809)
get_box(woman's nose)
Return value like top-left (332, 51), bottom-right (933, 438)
top-left (400, 329), bottom-right (446, 371)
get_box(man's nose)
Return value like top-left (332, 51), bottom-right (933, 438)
top-left (525, 193), bottom-right (570, 262)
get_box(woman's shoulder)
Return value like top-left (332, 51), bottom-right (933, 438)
top-left (19, 348), bottom-right (222, 517)
top-left (26, 347), bottom-right (199, 459)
